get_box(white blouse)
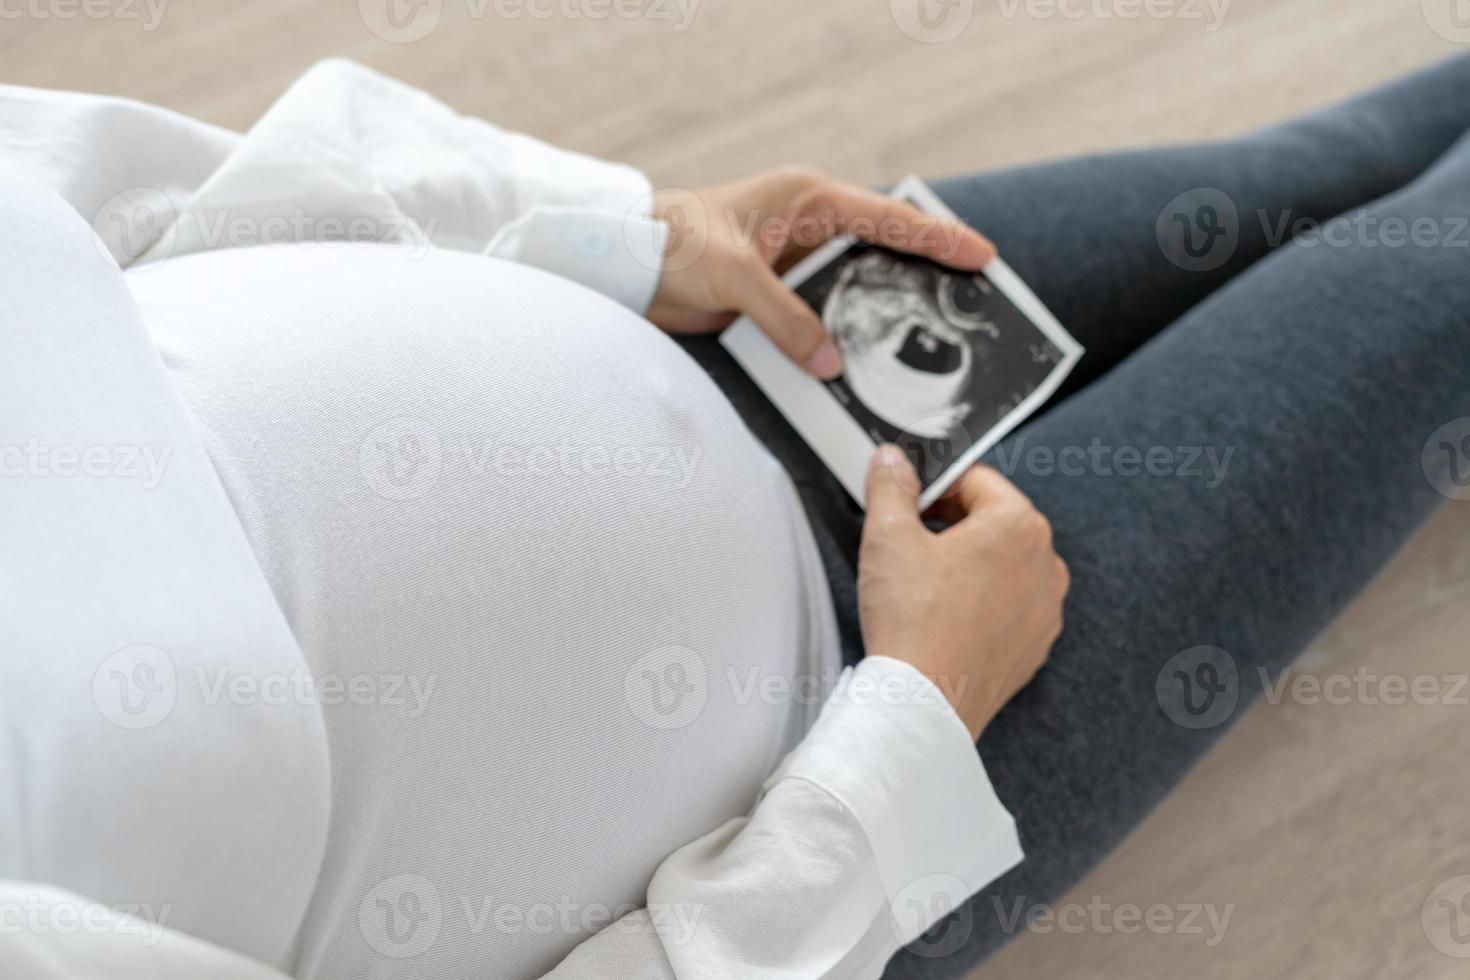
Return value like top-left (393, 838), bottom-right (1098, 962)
top-left (0, 60), bottom-right (1023, 979)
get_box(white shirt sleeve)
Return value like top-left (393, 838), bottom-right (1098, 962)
top-left (546, 656), bottom-right (1023, 979)
top-left (0, 58), bottom-right (668, 312)
top-left (1, 660), bottom-right (1021, 980)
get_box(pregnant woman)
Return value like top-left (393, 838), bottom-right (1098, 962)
top-left (3, 53), bottom-right (1469, 980)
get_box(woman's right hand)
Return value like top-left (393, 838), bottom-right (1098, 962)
top-left (858, 446), bottom-right (1069, 740)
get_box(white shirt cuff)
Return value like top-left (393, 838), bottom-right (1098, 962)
top-left (486, 153), bottom-right (668, 314)
top-left (765, 656), bottom-right (1024, 945)
top-left (486, 203), bottom-right (668, 315)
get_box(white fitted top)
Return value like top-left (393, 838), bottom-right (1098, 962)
top-left (0, 61), bottom-right (1023, 980)
top-left (133, 240), bottom-right (841, 978)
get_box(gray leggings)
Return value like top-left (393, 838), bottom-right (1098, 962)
top-left (681, 53), bottom-right (1470, 978)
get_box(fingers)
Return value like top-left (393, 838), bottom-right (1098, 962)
top-left (864, 445), bottom-right (925, 536)
top-left (951, 465), bottom-right (1024, 513)
top-left (681, 168), bottom-right (997, 379)
top-left (737, 261), bottom-right (843, 379)
top-left (926, 464), bottom-right (1032, 527)
top-left (797, 180), bottom-right (997, 270)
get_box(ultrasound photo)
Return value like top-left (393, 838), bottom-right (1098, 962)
top-left (804, 244), bottom-right (1066, 489)
top-left (722, 176), bottom-right (1082, 509)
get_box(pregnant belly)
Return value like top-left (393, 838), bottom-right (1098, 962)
top-left (128, 243), bottom-right (837, 979)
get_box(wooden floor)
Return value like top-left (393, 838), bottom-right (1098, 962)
top-left (5, 2), bottom-right (1469, 977)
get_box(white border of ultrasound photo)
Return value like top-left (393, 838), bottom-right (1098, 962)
top-left (721, 175), bottom-right (1084, 510)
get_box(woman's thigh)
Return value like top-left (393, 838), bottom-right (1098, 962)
top-left (884, 123), bottom-right (1470, 980)
top-left (930, 52), bottom-right (1470, 399)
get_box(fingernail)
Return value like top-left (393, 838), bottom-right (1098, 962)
top-left (947, 222), bottom-right (995, 268)
top-left (874, 444), bottom-right (905, 470)
top-left (967, 233), bottom-right (996, 267)
top-left (873, 445), bottom-right (919, 491)
top-left (806, 339), bottom-right (843, 380)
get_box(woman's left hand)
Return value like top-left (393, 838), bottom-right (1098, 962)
top-left (647, 168), bottom-right (996, 379)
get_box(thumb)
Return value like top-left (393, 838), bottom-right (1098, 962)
top-left (865, 445), bottom-right (924, 531)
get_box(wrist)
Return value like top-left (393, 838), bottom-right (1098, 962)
top-left (871, 653), bottom-right (997, 741)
